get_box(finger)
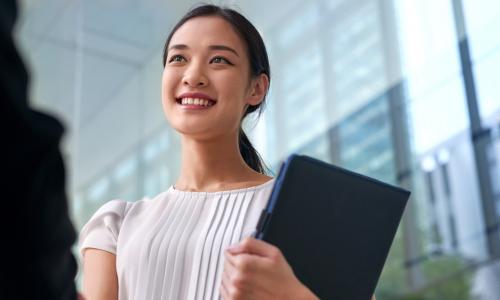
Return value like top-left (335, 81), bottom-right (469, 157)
top-left (224, 251), bottom-right (277, 295)
top-left (227, 237), bottom-right (280, 259)
top-left (222, 265), bottom-right (231, 284)
top-left (224, 252), bottom-right (238, 273)
top-left (220, 274), bottom-right (230, 300)
top-left (225, 251), bottom-right (265, 273)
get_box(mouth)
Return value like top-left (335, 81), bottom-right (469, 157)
top-left (175, 97), bottom-right (217, 107)
top-left (175, 92), bottom-right (217, 108)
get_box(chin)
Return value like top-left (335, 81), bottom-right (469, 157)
top-left (169, 119), bottom-right (214, 137)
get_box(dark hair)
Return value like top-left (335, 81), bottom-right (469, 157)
top-left (162, 4), bottom-right (270, 174)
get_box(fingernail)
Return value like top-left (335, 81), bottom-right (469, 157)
top-left (226, 244), bottom-right (238, 253)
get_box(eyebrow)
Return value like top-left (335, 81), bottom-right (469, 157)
top-left (168, 44), bottom-right (239, 57)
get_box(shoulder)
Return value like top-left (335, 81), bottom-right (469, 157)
top-left (240, 175), bottom-right (274, 191)
top-left (251, 178), bottom-right (275, 203)
top-left (249, 177), bottom-right (275, 199)
top-left (78, 191), bottom-right (171, 257)
top-left (78, 199), bottom-right (144, 257)
top-left (93, 199), bottom-right (130, 217)
top-left (78, 200), bottom-right (126, 255)
top-left (81, 196), bottom-right (156, 231)
top-left (257, 177), bottom-right (275, 190)
top-left (79, 191), bottom-right (168, 236)
top-left (89, 194), bottom-right (159, 220)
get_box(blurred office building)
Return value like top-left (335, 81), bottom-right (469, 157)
top-left (14, 0), bottom-right (500, 299)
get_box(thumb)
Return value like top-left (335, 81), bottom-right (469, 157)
top-left (226, 237), bottom-right (275, 257)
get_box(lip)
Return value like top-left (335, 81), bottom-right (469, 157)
top-left (176, 92), bottom-right (217, 102)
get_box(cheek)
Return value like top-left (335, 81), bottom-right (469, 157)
top-left (162, 69), bottom-right (174, 98)
top-left (162, 69), bottom-right (179, 100)
top-left (217, 72), bottom-right (249, 104)
top-left (161, 69), bottom-right (178, 121)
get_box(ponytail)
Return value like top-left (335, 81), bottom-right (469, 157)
top-left (238, 128), bottom-right (267, 174)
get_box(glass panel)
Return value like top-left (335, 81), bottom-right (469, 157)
top-left (463, 0), bottom-right (500, 120)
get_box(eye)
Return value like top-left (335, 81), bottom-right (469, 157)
top-left (210, 56), bottom-right (232, 65)
top-left (168, 54), bottom-right (186, 63)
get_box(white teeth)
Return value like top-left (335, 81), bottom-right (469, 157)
top-left (180, 97), bottom-right (213, 107)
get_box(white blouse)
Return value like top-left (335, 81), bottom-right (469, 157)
top-left (79, 179), bottom-right (275, 300)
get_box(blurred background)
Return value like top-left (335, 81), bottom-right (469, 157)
top-left (13, 0), bottom-right (500, 299)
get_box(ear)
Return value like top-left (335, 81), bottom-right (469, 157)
top-left (245, 73), bottom-right (269, 106)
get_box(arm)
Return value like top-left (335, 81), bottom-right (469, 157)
top-left (82, 249), bottom-right (119, 300)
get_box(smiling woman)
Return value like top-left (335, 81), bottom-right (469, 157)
top-left (77, 5), bottom-right (283, 300)
top-left (77, 4), bottom-right (367, 300)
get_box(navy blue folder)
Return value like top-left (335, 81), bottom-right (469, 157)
top-left (254, 154), bottom-right (410, 300)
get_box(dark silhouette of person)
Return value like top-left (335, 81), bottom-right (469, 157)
top-left (0, 0), bottom-right (78, 299)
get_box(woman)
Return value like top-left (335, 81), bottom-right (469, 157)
top-left (80, 5), bottom-right (316, 300)
top-left (80, 4), bottom-right (374, 300)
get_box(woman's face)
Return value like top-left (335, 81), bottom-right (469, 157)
top-left (161, 16), bottom-right (265, 141)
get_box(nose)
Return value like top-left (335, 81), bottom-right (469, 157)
top-left (182, 62), bottom-right (208, 87)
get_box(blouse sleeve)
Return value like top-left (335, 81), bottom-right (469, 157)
top-left (79, 200), bottom-right (128, 258)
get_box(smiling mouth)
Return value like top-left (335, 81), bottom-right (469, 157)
top-left (176, 97), bottom-right (217, 107)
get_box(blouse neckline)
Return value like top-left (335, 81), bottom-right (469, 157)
top-left (169, 178), bottom-right (275, 196)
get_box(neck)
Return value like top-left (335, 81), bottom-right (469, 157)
top-left (175, 132), bottom-right (266, 192)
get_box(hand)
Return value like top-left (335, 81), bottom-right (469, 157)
top-left (220, 237), bottom-right (318, 300)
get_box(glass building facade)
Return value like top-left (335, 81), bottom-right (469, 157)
top-left (15, 0), bottom-right (500, 298)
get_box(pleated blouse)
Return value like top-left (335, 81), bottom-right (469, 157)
top-left (79, 179), bottom-right (275, 300)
